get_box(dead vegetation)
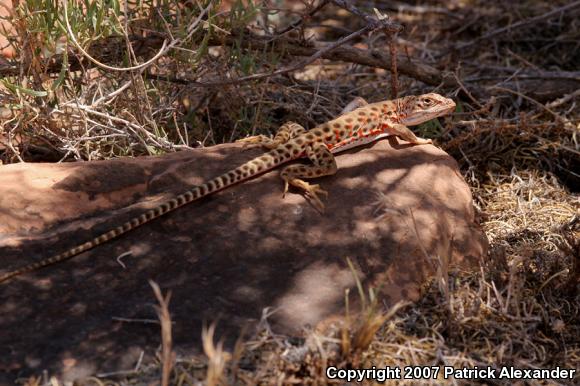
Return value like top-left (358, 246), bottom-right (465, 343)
top-left (2, 0), bottom-right (578, 385)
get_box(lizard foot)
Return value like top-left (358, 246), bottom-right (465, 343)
top-left (283, 179), bottom-right (328, 212)
top-left (304, 183), bottom-right (328, 212)
top-left (236, 135), bottom-right (263, 144)
top-left (412, 138), bottom-right (433, 145)
top-left (236, 135), bottom-right (279, 149)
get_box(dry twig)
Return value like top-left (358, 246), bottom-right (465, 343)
top-left (150, 280), bottom-right (175, 386)
top-left (454, 1), bottom-right (580, 50)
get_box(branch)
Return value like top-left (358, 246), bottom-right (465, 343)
top-left (184, 31), bottom-right (440, 87)
top-left (276, 0), bottom-right (331, 35)
top-left (454, 1), bottom-right (580, 51)
top-left (330, 0), bottom-right (403, 34)
top-left (188, 26), bottom-right (374, 86)
top-left (0, 31), bottom-right (437, 84)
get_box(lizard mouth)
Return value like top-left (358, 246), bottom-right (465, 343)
top-left (431, 105), bottom-right (456, 122)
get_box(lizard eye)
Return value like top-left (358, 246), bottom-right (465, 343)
top-left (421, 97), bottom-right (434, 106)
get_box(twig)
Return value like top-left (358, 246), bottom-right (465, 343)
top-left (331, 0), bottom-right (403, 34)
top-left (545, 89), bottom-right (580, 109)
top-left (185, 33), bottom-right (444, 87)
top-left (465, 72), bottom-right (580, 82)
top-left (96, 351), bottom-right (144, 377)
top-left (385, 1), bottom-right (459, 18)
top-left (369, 7), bottom-right (400, 99)
top-left (454, 1), bottom-right (580, 50)
top-left (277, 0), bottom-right (331, 35)
top-left (491, 86), bottom-right (567, 122)
top-left (62, 103), bottom-right (175, 150)
top-left (152, 26), bottom-right (374, 86)
top-left (388, 38), bottom-right (398, 98)
top-left (216, 25), bottom-right (373, 83)
top-left (0, 29), bottom-right (446, 87)
top-left (150, 280), bottom-right (175, 386)
top-left (111, 317), bottom-right (161, 324)
top-left (62, 0), bottom-right (211, 72)
top-left (63, 0), bottom-right (168, 71)
top-left (91, 79), bottom-right (134, 106)
top-left (452, 72), bottom-right (483, 109)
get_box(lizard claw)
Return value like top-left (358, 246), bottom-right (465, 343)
top-left (304, 183), bottom-right (328, 212)
top-left (236, 135), bottom-right (261, 144)
top-left (236, 135), bottom-right (265, 149)
top-left (237, 135), bottom-right (280, 149)
top-left (282, 179), bottom-right (328, 212)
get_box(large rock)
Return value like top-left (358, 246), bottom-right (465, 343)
top-left (0, 140), bottom-right (487, 382)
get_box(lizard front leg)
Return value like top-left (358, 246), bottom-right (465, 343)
top-left (281, 142), bottom-right (337, 211)
top-left (237, 122), bottom-right (306, 149)
top-left (390, 123), bottom-right (433, 145)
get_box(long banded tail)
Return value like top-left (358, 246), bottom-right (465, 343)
top-left (0, 148), bottom-right (290, 283)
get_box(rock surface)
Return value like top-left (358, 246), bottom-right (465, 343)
top-left (0, 0), bottom-right (14, 59)
top-left (0, 140), bottom-right (487, 382)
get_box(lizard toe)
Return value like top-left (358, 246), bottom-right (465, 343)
top-left (304, 184), bottom-right (328, 211)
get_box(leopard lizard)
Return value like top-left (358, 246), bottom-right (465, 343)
top-left (0, 93), bottom-right (455, 283)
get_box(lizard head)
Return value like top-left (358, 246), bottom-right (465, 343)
top-left (398, 93), bottom-right (456, 126)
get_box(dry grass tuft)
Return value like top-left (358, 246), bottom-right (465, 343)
top-left (202, 323), bottom-right (231, 386)
top-left (150, 280), bottom-right (176, 386)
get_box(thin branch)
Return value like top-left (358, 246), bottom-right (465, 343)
top-left (183, 25), bottom-right (374, 86)
top-left (388, 37), bottom-right (398, 98)
top-left (331, 0), bottom-right (403, 34)
top-left (62, 0), bottom-right (211, 72)
top-left (165, 32), bottom-right (445, 87)
top-left (277, 0), bottom-right (331, 35)
top-left (454, 1), bottom-right (580, 50)
top-left (491, 86), bottom-right (567, 122)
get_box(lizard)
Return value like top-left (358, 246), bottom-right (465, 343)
top-left (0, 93), bottom-right (456, 283)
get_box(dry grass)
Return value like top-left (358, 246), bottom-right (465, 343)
top-left (151, 171), bottom-right (577, 385)
top-left (4, 0), bottom-right (579, 385)
top-left (66, 172), bottom-right (576, 385)
top-left (150, 280), bottom-right (176, 386)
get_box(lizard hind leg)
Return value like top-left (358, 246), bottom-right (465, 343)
top-left (340, 97), bottom-right (369, 114)
top-left (281, 142), bottom-right (337, 212)
top-left (237, 122), bottom-right (306, 149)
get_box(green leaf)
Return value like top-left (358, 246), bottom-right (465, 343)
top-left (19, 87), bottom-right (48, 97)
top-left (0, 79), bottom-right (17, 94)
top-left (52, 51), bottom-right (68, 90)
top-left (1, 80), bottom-right (48, 97)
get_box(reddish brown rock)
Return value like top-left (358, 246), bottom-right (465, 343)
top-left (0, 140), bottom-right (487, 382)
top-left (0, 0), bottom-right (14, 59)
